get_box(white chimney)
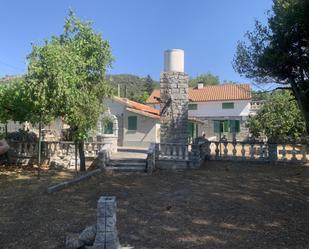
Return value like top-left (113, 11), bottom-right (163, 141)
top-left (197, 83), bottom-right (204, 89)
top-left (164, 49), bottom-right (184, 72)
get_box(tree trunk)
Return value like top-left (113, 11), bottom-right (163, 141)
top-left (78, 141), bottom-right (86, 171)
top-left (302, 109), bottom-right (309, 135)
top-left (290, 80), bottom-right (309, 135)
top-left (75, 142), bottom-right (78, 175)
top-left (5, 124), bottom-right (7, 138)
top-left (38, 122), bottom-right (42, 178)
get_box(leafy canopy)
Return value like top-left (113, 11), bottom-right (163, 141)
top-left (233, 0), bottom-right (309, 134)
top-left (0, 77), bottom-right (30, 124)
top-left (26, 10), bottom-right (113, 141)
top-left (248, 90), bottom-right (306, 140)
top-left (189, 73), bottom-right (219, 88)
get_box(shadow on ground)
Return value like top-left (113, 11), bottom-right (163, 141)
top-left (0, 161), bottom-right (309, 249)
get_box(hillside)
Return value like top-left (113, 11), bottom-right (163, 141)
top-left (106, 74), bottom-right (158, 102)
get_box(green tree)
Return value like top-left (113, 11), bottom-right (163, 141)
top-left (189, 73), bottom-right (219, 87)
top-left (144, 74), bottom-right (156, 94)
top-left (248, 90), bottom-right (306, 140)
top-left (135, 91), bottom-right (150, 103)
top-left (0, 77), bottom-right (30, 136)
top-left (26, 10), bottom-right (113, 171)
top-left (252, 91), bottom-right (270, 101)
top-left (233, 0), bottom-right (309, 134)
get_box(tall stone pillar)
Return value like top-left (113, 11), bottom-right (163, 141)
top-left (92, 196), bottom-right (120, 249)
top-left (160, 49), bottom-right (189, 144)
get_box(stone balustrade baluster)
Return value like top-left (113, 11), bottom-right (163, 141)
top-left (259, 143), bottom-right (264, 160)
top-left (167, 144), bottom-right (172, 159)
top-left (179, 145), bottom-right (183, 159)
top-left (184, 145), bottom-right (189, 160)
top-left (241, 143), bottom-right (246, 159)
top-left (172, 145), bottom-right (177, 159)
top-left (232, 142), bottom-right (237, 159)
top-left (223, 142), bottom-right (228, 157)
top-left (215, 142), bottom-right (219, 158)
top-left (250, 143), bottom-right (255, 159)
top-left (301, 145), bottom-right (307, 163)
top-left (291, 144), bottom-right (297, 161)
top-left (281, 144), bottom-right (287, 161)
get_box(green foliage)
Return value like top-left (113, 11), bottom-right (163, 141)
top-left (25, 10), bottom-right (113, 170)
top-left (248, 90), bottom-right (306, 140)
top-left (0, 77), bottom-right (30, 124)
top-left (251, 91), bottom-right (270, 101)
top-left (144, 75), bottom-right (156, 94)
top-left (189, 73), bottom-right (219, 88)
top-left (106, 74), bottom-right (158, 100)
top-left (26, 10), bottom-right (113, 142)
top-left (135, 91), bottom-right (150, 104)
top-left (233, 0), bottom-right (309, 134)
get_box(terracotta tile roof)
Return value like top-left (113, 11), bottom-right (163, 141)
top-left (126, 107), bottom-right (160, 119)
top-left (146, 84), bottom-right (251, 104)
top-left (113, 96), bottom-right (160, 116)
top-left (113, 96), bottom-right (220, 123)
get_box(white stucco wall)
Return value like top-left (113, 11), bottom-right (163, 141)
top-left (123, 110), bottom-right (159, 147)
top-left (104, 99), bottom-right (159, 147)
top-left (189, 100), bottom-right (250, 117)
top-left (104, 99), bottom-right (126, 116)
top-left (148, 101), bottom-right (250, 117)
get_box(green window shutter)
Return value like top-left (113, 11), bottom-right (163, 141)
top-left (128, 116), bottom-right (137, 130)
top-left (223, 120), bottom-right (229, 132)
top-left (230, 120), bottom-right (235, 133)
top-left (235, 120), bottom-right (240, 133)
top-left (103, 120), bottom-right (113, 134)
top-left (188, 122), bottom-right (194, 138)
top-left (222, 102), bottom-right (234, 109)
top-left (214, 120), bottom-right (220, 133)
top-left (229, 120), bottom-right (240, 133)
top-left (188, 104), bottom-right (198, 110)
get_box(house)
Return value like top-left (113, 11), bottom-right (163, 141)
top-left (101, 97), bottom-right (161, 147)
top-left (100, 96), bottom-right (203, 147)
top-left (146, 83), bottom-right (252, 140)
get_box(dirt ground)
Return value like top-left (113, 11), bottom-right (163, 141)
top-left (0, 161), bottom-right (309, 249)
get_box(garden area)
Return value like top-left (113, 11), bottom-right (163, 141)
top-left (1, 161), bottom-right (309, 249)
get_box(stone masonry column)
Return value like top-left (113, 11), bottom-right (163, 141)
top-left (160, 49), bottom-right (189, 144)
top-left (92, 196), bottom-right (120, 249)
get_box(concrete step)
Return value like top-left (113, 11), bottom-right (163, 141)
top-left (108, 160), bottom-right (146, 167)
top-left (105, 166), bottom-right (146, 172)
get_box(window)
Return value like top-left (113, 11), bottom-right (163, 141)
top-left (188, 122), bottom-right (198, 139)
top-left (222, 102), bottom-right (234, 109)
top-left (188, 103), bottom-right (198, 110)
top-left (102, 119), bottom-right (113, 134)
top-left (128, 116), bottom-right (137, 131)
top-left (230, 120), bottom-right (240, 133)
top-left (214, 120), bottom-right (240, 133)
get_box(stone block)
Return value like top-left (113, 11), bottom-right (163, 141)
top-left (79, 225), bottom-right (96, 246)
top-left (65, 233), bottom-right (84, 249)
top-left (97, 215), bottom-right (116, 232)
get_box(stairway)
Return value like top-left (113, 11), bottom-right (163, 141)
top-left (106, 147), bottom-right (147, 172)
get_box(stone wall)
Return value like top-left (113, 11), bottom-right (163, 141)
top-left (160, 72), bottom-right (189, 144)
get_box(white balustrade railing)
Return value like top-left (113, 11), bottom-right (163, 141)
top-left (204, 141), bottom-right (308, 163)
top-left (157, 143), bottom-right (191, 161)
top-left (7, 140), bottom-right (108, 160)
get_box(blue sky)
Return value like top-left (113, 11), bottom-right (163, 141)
top-left (0, 0), bottom-right (272, 87)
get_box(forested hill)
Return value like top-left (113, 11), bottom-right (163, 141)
top-left (106, 74), bottom-right (158, 102)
